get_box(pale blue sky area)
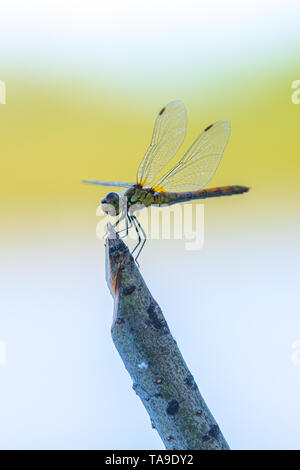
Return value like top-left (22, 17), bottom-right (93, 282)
top-left (1, 228), bottom-right (300, 449)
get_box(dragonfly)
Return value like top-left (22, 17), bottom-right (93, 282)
top-left (83, 101), bottom-right (249, 263)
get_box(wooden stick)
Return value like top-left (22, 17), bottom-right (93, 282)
top-left (105, 223), bottom-right (230, 450)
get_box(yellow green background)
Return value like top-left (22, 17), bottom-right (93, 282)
top-left (2, 61), bottom-right (300, 242)
top-left (1, 0), bottom-right (300, 450)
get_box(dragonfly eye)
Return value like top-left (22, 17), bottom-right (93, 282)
top-left (106, 193), bottom-right (117, 201)
top-left (105, 192), bottom-right (118, 202)
top-left (101, 192), bottom-right (120, 216)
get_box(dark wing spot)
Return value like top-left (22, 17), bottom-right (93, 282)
top-left (159, 106), bottom-right (166, 116)
top-left (204, 123), bottom-right (214, 132)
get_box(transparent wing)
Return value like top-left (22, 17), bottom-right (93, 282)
top-left (137, 101), bottom-right (187, 186)
top-left (82, 180), bottom-right (134, 188)
top-left (154, 120), bottom-right (230, 192)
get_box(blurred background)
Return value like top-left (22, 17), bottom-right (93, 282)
top-left (1, 0), bottom-right (300, 450)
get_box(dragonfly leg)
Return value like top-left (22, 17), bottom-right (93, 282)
top-left (113, 214), bottom-right (125, 229)
top-left (118, 217), bottom-right (128, 238)
top-left (132, 216), bottom-right (147, 263)
top-left (130, 215), bottom-right (147, 265)
top-left (130, 215), bottom-right (142, 256)
top-left (118, 215), bottom-right (133, 239)
top-left (103, 214), bottom-right (125, 240)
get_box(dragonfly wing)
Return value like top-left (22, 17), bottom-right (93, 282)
top-left (137, 101), bottom-right (187, 187)
top-left (155, 120), bottom-right (230, 192)
top-left (82, 180), bottom-right (134, 188)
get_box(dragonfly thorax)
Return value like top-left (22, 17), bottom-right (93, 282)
top-left (125, 185), bottom-right (156, 213)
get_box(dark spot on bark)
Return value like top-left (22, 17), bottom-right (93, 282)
top-left (123, 285), bottom-right (136, 296)
top-left (202, 424), bottom-right (220, 442)
top-left (184, 374), bottom-right (198, 390)
top-left (159, 106), bottom-right (166, 115)
top-left (208, 424), bottom-right (220, 439)
top-left (147, 304), bottom-right (164, 330)
top-left (204, 123), bottom-right (213, 132)
top-left (184, 374), bottom-right (194, 386)
top-left (166, 399), bottom-right (179, 415)
top-left (184, 376), bottom-right (193, 387)
top-left (154, 392), bottom-right (162, 398)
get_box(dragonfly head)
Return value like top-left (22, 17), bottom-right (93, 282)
top-left (101, 192), bottom-right (120, 216)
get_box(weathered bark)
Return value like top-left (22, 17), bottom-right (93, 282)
top-left (105, 223), bottom-right (230, 450)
